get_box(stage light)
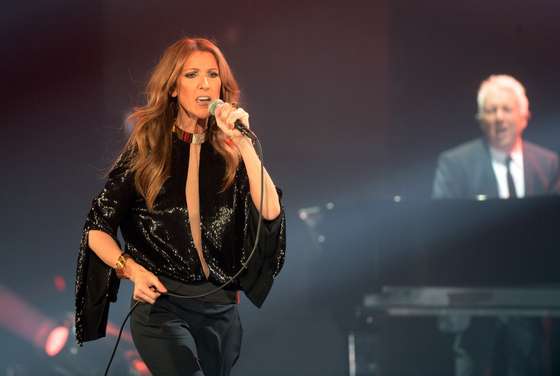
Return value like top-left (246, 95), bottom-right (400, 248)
top-left (45, 325), bottom-right (70, 357)
top-left (124, 349), bottom-right (150, 376)
top-left (53, 275), bottom-right (66, 292)
top-left (132, 359), bottom-right (150, 375)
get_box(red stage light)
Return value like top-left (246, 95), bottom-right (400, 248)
top-left (53, 275), bottom-right (66, 292)
top-left (45, 326), bottom-right (69, 357)
top-left (132, 359), bottom-right (150, 374)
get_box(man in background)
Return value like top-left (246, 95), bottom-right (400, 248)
top-left (433, 74), bottom-right (559, 199)
top-left (432, 74), bottom-right (560, 376)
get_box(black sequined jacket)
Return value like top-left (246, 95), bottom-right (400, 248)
top-left (74, 134), bottom-right (286, 344)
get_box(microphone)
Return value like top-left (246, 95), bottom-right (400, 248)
top-left (209, 99), bottom-right (256, 140)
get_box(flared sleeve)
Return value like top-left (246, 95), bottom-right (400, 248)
top-left (237, 165), bottom-right (286, 308)
top-left (74, 149), bottom-right (136, 344)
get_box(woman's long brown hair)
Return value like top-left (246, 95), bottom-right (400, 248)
top-left (122, 37), bottom-right (241, 210)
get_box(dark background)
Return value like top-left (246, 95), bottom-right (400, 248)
top-left (1, 0), bottom-right (559, 374)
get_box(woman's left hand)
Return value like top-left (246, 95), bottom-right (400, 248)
top-left (214, 102), bottom-right (250, 142)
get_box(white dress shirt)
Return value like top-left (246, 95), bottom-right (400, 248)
top-left (489, 144), bottom-right (525, 198)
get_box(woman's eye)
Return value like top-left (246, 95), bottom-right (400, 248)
top-left (209, 71), bottom-right (219, 78)
top-left (185, 72), bottom-right (197, 78)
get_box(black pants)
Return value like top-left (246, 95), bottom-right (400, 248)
top-left (130, 294), bottom-right (242, 376)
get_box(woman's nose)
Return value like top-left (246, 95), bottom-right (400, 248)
top-left (199, 76), bottom-right (209, 89)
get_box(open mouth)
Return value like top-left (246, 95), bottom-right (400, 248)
top-left (196, 96), bottom-right (212, 105)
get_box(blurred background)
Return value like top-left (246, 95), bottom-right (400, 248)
top-left (2, 0), bottom-right (560, 375)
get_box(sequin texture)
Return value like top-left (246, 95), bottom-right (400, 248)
top-left (74, 134), bottom-right (286, 344)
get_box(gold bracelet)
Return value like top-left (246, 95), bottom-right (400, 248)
top-left (115, 253), bottom-right (129, 270)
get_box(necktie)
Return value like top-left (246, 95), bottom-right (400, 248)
top-left (506, 155), bottom-right (517, 198)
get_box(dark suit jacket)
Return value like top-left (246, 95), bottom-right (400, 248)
top-left (433, 138), bottom-right (560, 198)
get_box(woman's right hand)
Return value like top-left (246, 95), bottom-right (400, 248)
top-left (125, 259), bottom-right (168, 304)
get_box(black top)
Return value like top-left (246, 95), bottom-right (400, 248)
top-left (75, 133), bottom-right (286, 344)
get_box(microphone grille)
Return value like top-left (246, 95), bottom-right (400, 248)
top-left (208, 99), bottom-right (224, 116)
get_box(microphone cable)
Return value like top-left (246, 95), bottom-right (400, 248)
top-left (104, 134), bottom-right (266, 376)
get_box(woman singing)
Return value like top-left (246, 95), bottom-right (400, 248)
top-left (74, 37), bottom-right (286, 376)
